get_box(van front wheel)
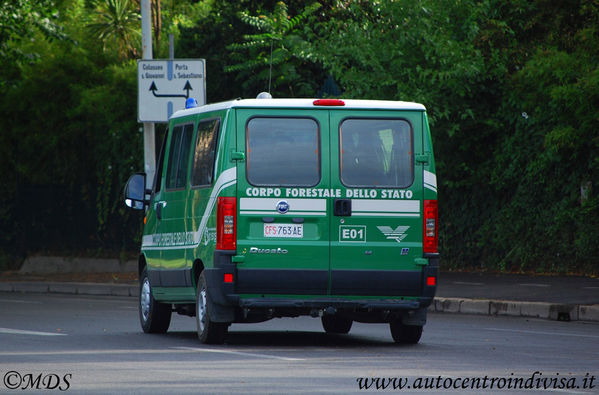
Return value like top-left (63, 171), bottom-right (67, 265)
top-left (196, 272), bottom-right (228, 344)
top-left (139, 267), bottom-right (172, 333)
top-left (390, 320), bottom-right (422, 344)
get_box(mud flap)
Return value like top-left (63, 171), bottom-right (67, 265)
top-left (204, 268), bottom-right (235, 323)
top-left (401, 307), bottom-right (427, 326)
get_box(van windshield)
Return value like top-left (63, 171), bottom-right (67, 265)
top-left (340, 118), bottom-right (413, 188)
top-left (246, 117), bottom-right (320, 186)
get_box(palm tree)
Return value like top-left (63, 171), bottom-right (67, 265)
top-left (87, 0), bottom-right (141, 60)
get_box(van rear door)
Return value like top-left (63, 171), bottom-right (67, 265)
top-left (235, 109), bottom-right (331, 295)
top-left (328, 110), bottom-right (424, 296)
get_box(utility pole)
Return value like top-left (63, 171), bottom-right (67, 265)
top-left (141, 0), bottom-right (155, 189)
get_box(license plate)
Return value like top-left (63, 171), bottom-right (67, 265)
top-left (263, 224), bottom-right (303, 238)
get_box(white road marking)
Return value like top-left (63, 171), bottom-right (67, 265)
top-left (518, 283), bottom-right (550, 287)
top-left (485, 327), bottom-right (599, 339)
top-left (453, 281), bottom-right (484, 286)
top-left (0, 327), bottom-right (67, 336)
top-left (0, 299), bottom-right (42, 304)
top-left (0, 350), bottom-right (180, 357)
top-left (173, 346), bottom-right (305, 361)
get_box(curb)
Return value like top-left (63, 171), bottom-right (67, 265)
top-left (1, 283), bottom-right (598, 322)
top-left (19, 256), bottom-right (137, 274)
top-left (0, 282), bottom-right (137, 297)
top-left (430, 297), bottom-right (599, 323)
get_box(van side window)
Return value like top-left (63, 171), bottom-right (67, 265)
top-left (165, 124), bottom-right (194, 190)
top-left (246, 117), bottom-right (320, 186)
top-left (191, 118), bottom-right (220, 186)
top-left (340, 118), bottom-right (413, 188)
top-left (153, 128), bottom-right (168, 193)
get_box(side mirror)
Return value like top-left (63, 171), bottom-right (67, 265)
top-left (124, 173), bottom-right (148, 210)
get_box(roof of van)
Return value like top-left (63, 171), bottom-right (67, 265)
top-left (171, 98), bottom-right (426, 119)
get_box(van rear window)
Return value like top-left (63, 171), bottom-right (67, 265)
top-left (246, 117), bottom-right (320, 186)
top-left (340, 118), bottom-right (413, 188)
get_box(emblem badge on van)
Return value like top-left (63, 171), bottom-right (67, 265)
top-left (276, 200), bottom-right (290, 214)
top-left (377, 226), bottom-right (410, 243)
top-left (249, 247), bottom-right (288, 254)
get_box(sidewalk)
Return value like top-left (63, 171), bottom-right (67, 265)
top-left (1, 256), bottom-right (598, 322)
top-left (432, 272), bottom-right (599, 322)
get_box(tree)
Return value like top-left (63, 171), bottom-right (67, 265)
top-left (481, 0), bottom-right (599, 273)
top-left (0, 0), bottom-right (67, 86)
top-left (225, 1), bottom-right (323, 97)
top-left (87, 0), bottom-right (141, 60)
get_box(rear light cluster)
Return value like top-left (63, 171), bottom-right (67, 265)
top-left (216, 197), bottom-right (237, 250)
top-left (423, 200), bottom-right (438, 254)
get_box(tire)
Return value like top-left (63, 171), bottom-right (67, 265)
top-left (139, 267), bottom-right (172, 333)
top-left (390, 320), bottom-right (422, 344)
top-left (322, 315), bottom-right (353, 334)
top-left (196, 271), bottom-right (228, 344)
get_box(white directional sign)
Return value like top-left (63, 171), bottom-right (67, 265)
top-left (137, 59), bottom-right (206, 122)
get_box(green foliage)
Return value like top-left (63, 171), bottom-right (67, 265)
top-left (225, 1), bottom-right (323, 97)
top-left (0, 0), bottom-right (143, 257)
top-left (86, 0), bottom-right (141, 60)
top-left (0, 0), bottom-right (69, 87)
top-left (482, 35), bottom-right (599, 273)
top-left (69, 61), bottom-right (142, 242)
top-left (0, 0), bottom-right (597, 274)
top-left (448, 0), bottom-right (599, 274)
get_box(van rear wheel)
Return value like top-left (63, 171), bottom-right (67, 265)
top-left (322, 315), bottom-right (353, 334)
top-left (196, 272), bottom-right (228, 344)
top-left (139, 267), bottom-right (172, 333)
top-left (390, 320), bottom-right (422, 344)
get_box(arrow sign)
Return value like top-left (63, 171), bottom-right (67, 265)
top-left (138, 59), bottom-right (206, 122)
top-left (149, 80), bottom-right (193, 99)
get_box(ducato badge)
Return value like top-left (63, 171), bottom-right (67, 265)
top-left (276, 200), bottom-right (290, 214)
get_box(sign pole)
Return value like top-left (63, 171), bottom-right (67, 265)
top-left (141, 0), bottom-right (156, 189)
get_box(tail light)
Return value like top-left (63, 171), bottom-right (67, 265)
top-left (423, 200), bottom-right (438, 254)
top-left (313, 99), bottom-right (345, 106)
top-left (216, 197), bottom-right (237, 250)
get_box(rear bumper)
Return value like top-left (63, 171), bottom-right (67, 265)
top-left (237, 297), bottom-right (427, 311)
top-left (206, 251), bottom-right (439, 317)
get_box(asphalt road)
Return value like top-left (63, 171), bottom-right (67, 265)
top-left (1, 292), bottom-right (598, 394)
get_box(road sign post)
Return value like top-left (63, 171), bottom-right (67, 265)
top-left (141, 0), bottom-right (155, 189)
top-left (137, 59), bottom-right (206, 123)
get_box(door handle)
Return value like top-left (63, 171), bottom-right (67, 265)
top-left (155, 201), bottom-right (166, 220)
top-left (334, 199), bottom-right (352, 216)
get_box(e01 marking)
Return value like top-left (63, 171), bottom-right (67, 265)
top-left (339, 225), bottom-right (366, 243)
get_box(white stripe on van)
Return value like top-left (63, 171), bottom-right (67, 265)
top-left (239, 198), bottom-right (326, 216)
top-left (424, 170), bottom-right (437, 193)
top-left (194, 167), bottom-right (237, 243)
top-left (352, 199), bottom-right (420, 218)
top-left (142, 167), bottom-right (237, 250)
top-left (142, 234), bottom-right (153, 247)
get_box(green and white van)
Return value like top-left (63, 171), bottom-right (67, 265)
top-left (124, 96), bottom-right (439, 344)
